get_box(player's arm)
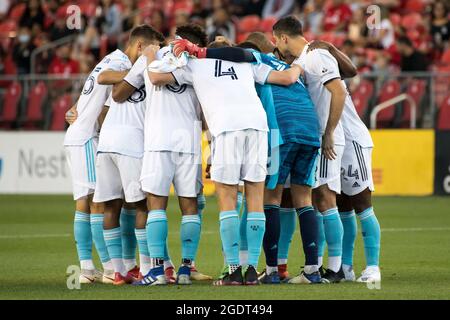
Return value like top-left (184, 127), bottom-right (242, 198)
top-left (97, 106), bottom-right (109, 128)
top-left (307, 40), bottom-right (357, 78)
top-left (322, 78), bottom-right (346, 160)
top-left (265, 65), bottom-right (302, 86)
top-left (65, 103), bottom-right (78, 125)
top-left (112, 81), bottom-right (135, 103)
top-left (97, 70), bottom-right (129, 85)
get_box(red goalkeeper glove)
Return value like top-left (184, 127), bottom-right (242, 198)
top-left (172, 39), bottom-right (207, 58)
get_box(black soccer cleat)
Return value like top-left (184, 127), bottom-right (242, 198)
top-left (319, 266), bottom-right (325, 278)
top-left (321, 267), bottom-right (345, 284)
top-left (244, 265), bottom-right (259, 285)
top-left (213, 266), bottom-right (244, 286)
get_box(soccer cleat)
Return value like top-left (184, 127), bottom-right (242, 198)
top-left (243, 265), bottom-right (259, 285)
top-left (319, 265), bottom-right (325, 278)
top-left (164, 266), bottom-right (177, 284)
top-left (213, 266), bottom-right (244, 286)
top-left (288, 271), bottom-right (322, 284)
top-left (278, 264), bottom-right (290, 282)
top-left (356, 266), bottom-right (381, 283)
top-left (127, 266), bottom-right (140, 280)
top-left (190, 266), bottom-right (213, 281)
top-left (342, 265), bottom-right (356, 282)
top-left (113, 272), bottom-right (134, 286)
top-left (321, 267), bottom-right (345, 284)
top-left (101, 269), bottom-right (115, 284)
top-left (258, 269), bottom-right (281, 284)
top-left (176, 265), bottom-right (192, 285)
top-left (79, 269), bottom-right (97, 284)
top-left (133, 266), bottom-right (167, 286)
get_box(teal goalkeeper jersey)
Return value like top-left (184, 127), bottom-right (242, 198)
top-left (253, 51), bottom-right (321, 148)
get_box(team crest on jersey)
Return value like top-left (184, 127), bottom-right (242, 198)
top-left (82, 76), bottom-right (95, 95)
top-left (214, 60), bottom-right (238, 80)
top-left (127, 85), bottom-right (146, 103)
top-left (165, 83), bottom-right (187, 94)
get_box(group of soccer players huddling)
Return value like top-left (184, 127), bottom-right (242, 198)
top-left (64, 15), bottom-right (381, 287)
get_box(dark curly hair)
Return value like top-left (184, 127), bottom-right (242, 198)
top-left (175, 23), bottom-right (208, 47)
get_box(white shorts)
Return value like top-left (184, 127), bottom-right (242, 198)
top-left (65, 138), bottom-right (97, 200)
top-left (140, 151), bottom-right (202, 197)
top-left (341, 141), bottom-right (375, 196)
top-left (313, 144), bottom-right (345, 194)
top-left (210, 129), bottom-right (268, 185)
top-left (93, 153), bottom-right (146, 203)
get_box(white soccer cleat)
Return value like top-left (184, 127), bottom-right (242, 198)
top-left (356, 266), bottom-right (381, 283)
top-left (342, 264), bottom-right (356, 282)
top-left (101, 269), bottom-right (115, 284)
top-left (79, 269), bottom-right (97, 284)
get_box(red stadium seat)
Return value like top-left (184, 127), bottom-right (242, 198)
top-left (437, 95), bottom-right (450, 130)
top-left (0, 20), bottom-right (17, 37)
top-left (236, 32), bottom-right (250, 44)
top-left (376, 80), bottom-right (401, 126)
top-left (260, 17), bottom-right (277, 32)
top-left (0, 82), bottom-right (22, 126)
top-left (441, 49), bottom-right (450, 65)
top-left (24, 81), bottom-right (48, 126)
top-left (402, 79), bottom-right (426, 126)
top-left (404, 0), bottom-right (426, 13)
top-left (50, 94), bottom-right (72, 131)
top-left (78, 3), bottom-right (97, 17)
top-left (434, 65), bottom-right (450, 108)
top-left (238, 15), bottom-right (261, 33)
top-left (389, 13), bottom-right (402, 26)
top-left (401, 13), bottom-right (422, 31)
top-left (351, 80), bottom-right (374, 118)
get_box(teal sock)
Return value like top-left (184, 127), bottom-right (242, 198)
top-left (239, 197), bottom-right (248, 251)
top-left (146, 210), bottom-right (167, 259)
top-left (74, 211), bottom-right (92, 262)
top-left (246, 212), bottom-right (266, 267)
top-left (90, 214), bottom-right (110, 263)
top-left (322, 208), bottom-right (344, 258)
top-left (135, 228), bottom-right (149, 257)
top-left (197, 194), bottom-right (206, 220)
top-left (181, 215), bottom-right (201, 260)
top-left (120, 208), bottom-right (137, 260)
top-left (236, 191), bottom-right (244, 214)
top-left (357, 207), bottom-right (381, 267)
top-left (219, 210), bottom-right (240, 265)
top-left (103, 227), bottom-right (122, 259)
top-left (340, 210), bottom-right (357, 266)
top-left (316, 211), bottom-right (325, 262)
top-left (278, 207), bottom-right (296, 262)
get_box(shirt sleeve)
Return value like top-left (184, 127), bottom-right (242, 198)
top-left (306, 49), bottom-right (341, 85)
top-left (251, 63), bottom-right (273, 85)
top-left (123, 55), bottom-right (146, 89)
top-left (172, 64), bottom-right (193, 86)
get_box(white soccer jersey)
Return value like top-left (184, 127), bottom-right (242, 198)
top-left (64, 49), bottom-right (131, 146)
top-left (172, 59), bottom-right (271, 137)
top-left (97, 55), bottom-right (147, 158)
top-left (143, 47), bottom-right (202, 154)
top-left (294, 46), bottom-right (345, 146)
top-left (341, 88), bottom-right (374, 148)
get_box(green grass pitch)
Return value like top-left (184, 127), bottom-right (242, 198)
top-left (0, 195), bottom-right (449, 300)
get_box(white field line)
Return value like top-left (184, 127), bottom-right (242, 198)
top-left (0, 227), bottom-right (449, 240)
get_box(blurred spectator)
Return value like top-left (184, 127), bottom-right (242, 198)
top-left (302, 0), bottom-right (325, 35)
top-left (206, 7), bottom-right (236, 43)
top-left (231, 0), bottom-right (267, 17)
top-left (367, 5), bottom-right (395, 49)
top-left (34, 34), bottom-right (54, 74)
top-left (121, 0), bottom-right (142, 32)
top-left (322, 0), bottom-right (352, 33)
top-left (397, 36), bottom-right (429, 72)
top-left (0, 0), bottom-right (10, 22)
top-left (347, 7), bottom-right (368, 46)
top-left (95, 0), bottom-right (122, 37)
top-left (151, 10), bottom-right (170, 37)
top-left (50, 9), bottom-right (77, 41)
top-left (372, 49), bottom-right (393, 89)
top-left (13, 27), bottom-right (36, 75)
top-left (48, 44), bottom-right (80, 76)
top-left (262, 0), bottom-right (295, 19)
top-left (19, 0), bottom-right (46, 35)
top-left (429, 0), bottom-right (450, 54)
